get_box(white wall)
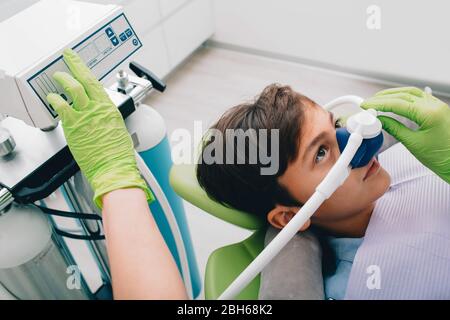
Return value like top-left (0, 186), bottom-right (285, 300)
top-left (0, 0), bottom-right (39, 21)
top-left (212, 0), bottom-right (450, 93)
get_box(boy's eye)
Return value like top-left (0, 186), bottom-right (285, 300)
top-left (315, 146), bottom-right (328, 163)
top-left (334, 117), bottom-right (343, 129)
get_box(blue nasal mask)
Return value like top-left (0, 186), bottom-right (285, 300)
top-left (336, 128), bottom-right (383, 168)
top-left (335, 109), bottom-right (384, 168)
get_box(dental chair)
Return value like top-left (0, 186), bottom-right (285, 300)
top-left (169, 164), bottom-right (266, 299)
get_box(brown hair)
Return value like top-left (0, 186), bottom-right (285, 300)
top-left (196, 83), bottom-right (317, 220)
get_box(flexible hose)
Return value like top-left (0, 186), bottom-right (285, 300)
top-left (135, 151), bottom-right (194, 299)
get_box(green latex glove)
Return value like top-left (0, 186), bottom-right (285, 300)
top-left (46, 49), bottom-right (154, 208)
top-left (361, 87), bottom-right (450, 184)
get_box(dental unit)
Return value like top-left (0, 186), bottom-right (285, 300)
top-left (219, 96), bottom-right (384, 300)
top-left (0, 0), bottom-right (200, 299)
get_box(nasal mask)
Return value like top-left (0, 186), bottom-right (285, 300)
top-left (335, 104), bottom-right (383, 168)
top-left (219, 95), bottom-right (384, 299)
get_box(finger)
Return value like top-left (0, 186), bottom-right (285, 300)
top-left (424, 90), bottom-right (441, 102)
top-left (63, 49), bottom-right (111, 103)
top-left (361, 97), bottom-right (424, 124)
top-left (371, 92), bottom-right (416, 103)
top-left (377, 115), bottom-right (415, 144)
top-left (53, 71), bottom-right (89, 111)
top-left (374, 86), bottom-right (424, 98)
top-left (46, 93), bottom-right (72, 121)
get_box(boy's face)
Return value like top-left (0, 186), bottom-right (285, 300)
top-left (276, 104), bottom-right (391, 231)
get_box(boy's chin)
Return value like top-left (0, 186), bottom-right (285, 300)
top-left (369, 167), bottom-right (391, 198)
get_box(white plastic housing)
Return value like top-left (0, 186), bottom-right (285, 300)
top-left (0, 0), bottom-right (142, 129)
top-left (346, 109), bottom-right (382, 139)
top-left (125, 104), bottom-right (166, 152)
top-left (0, 204), bottom-right (51, 269)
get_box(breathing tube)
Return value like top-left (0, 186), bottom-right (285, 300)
top-left (218, 95), bottom-right (384, 300)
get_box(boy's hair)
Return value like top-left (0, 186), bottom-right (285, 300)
top-left (196, 83), bottom-right (317, 219)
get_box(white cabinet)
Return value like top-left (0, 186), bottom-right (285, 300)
top-left (132, 26), bottom-right (171, 78)
top-left (159, 0), bottom-right (188, 18)
top-left (164, 0), bottom-right (214, 67)
top-left (122, 0), bottom-right (160, 35)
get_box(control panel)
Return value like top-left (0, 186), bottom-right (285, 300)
top-left (27, 13), bottom-right (142, 118)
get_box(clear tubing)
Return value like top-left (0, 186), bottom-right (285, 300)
top-left (218, 131), bottom-right (364, 300)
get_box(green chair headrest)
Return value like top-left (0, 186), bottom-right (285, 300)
top-left (169, 164), bottom-right (265, 230)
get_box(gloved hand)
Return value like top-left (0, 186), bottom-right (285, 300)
top-left (361, 87), bottom-right (450, 184)
top-left (47, 49), bottom-right (153, 208)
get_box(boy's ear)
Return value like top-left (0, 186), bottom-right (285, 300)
top-left (267, 205), bottom-right (310, 231)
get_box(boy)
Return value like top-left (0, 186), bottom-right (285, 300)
top-left (196, 84), bottom-right (450, 299)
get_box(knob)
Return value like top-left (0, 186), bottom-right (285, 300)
top-left (116, 69), bottom-right (131, 94)
top-left (0, 126), bottom-right (16, 157)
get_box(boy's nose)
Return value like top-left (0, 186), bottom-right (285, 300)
top-left (336, 127), bottom-right (383, 168)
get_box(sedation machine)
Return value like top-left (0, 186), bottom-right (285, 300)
top-left (0, 0), bottom-right (200, 299)
top-left (171, 95), bottom-right (385, 299)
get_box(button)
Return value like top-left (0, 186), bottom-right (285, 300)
top-left (132, 39), bottom-right (139, 46)
top-left (125, 28), bottom-right (133, 37)
top-left (105, 27), bottom-right (115, 37)
top-left (110, 36), bottom-right (119, 46)
top-left (119, 32), bottom-right (127, 42)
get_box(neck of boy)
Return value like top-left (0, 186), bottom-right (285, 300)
top-left (315, 202), bottom-right (375, 238)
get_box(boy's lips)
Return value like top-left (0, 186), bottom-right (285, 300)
top-left (363, 158), bottom-right (380, 181)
